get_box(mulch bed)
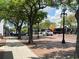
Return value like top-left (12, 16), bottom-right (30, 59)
top-left (27, 34), bottom-right (76, 58)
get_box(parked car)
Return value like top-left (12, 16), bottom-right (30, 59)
top-left (10, 32), bottom-right (27, 36)
top-left (42, 29), bottom-right (53, 36)
top-left (53, 28), bottom-right (63, 34)
top-left (53, 28), bottom-right (72, 34)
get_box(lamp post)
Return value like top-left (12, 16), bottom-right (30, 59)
top-left (61, 7), bottom-right (67, 44)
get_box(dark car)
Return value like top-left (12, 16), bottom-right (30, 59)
top-left (10, 32), bottom-right (27, 36)
top-left (53, 28), bottom-right (63, 34)
top-left (53, 28), bottom-right (72, 34)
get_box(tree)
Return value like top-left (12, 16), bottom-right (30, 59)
top-left (23, 0), bottom-right (47, 43)
top-left (21, 25), bottom-right (28, 33)
top-left (49, 23), bottom-right (56, 31)
top-left (59, 14), bottom-right (77, 33)
top-left (66, 14), bottom-right (76, 27)
top-left (75, 8), bottom-right (79, 58)
top-left (8, 0), bottom-right (28, 39)
top-left (0, 0), bottom-right (27, 39)
top-left (66, 14), bottom-right (77, 33)
top-left (0, 0), bottom-right (47, 43)
top-left (34, 11), bottom-right (47, 38)
top-left (40, 20), bottom-right (51, 29)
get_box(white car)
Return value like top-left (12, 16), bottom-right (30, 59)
top-left (42, 30), bottom-right (53, 36)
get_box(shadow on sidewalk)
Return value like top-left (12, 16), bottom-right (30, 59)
top-left (0, 51), bottom-right (13, 59)
top-left (5, 42), bottom-right (25, 47)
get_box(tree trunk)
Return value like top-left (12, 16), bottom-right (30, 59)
top-left (28, 19), bottom-right (33, 44)
top-left (27, 6), bottom-right (38, 44)
top-left (16, 26), bottom-right (21, 39)
top-left (16, 26), bottom-right (18, 34)
top-left (75, 8), bottom-right (79, 58)
top-left (18, 26), bottom-right (21, 39)
top-left (37, 22), bottom-right (40, 39)
top-left (28, 22), bottom-right (29, 36)
top-left (76, 32), bottom-right (79, 58)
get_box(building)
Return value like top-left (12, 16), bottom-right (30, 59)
top-left (0, 20), bottom-right (4, 36)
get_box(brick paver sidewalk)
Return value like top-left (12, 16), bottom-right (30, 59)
top-left (0, 39), bottom-right (38, 59)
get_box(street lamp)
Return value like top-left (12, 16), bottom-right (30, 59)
top-left (61, 7), bottom-right (67, 44)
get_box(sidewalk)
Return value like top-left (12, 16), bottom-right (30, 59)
top-left (0, 39), bottom-right (6, 46)
top-left (0, 39), bottom-right (38, 59)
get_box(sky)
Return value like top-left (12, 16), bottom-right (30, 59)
top-left (42, 6), bottom-right (62, 23)
top-left (42, 6), bottom-right (74, 23)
